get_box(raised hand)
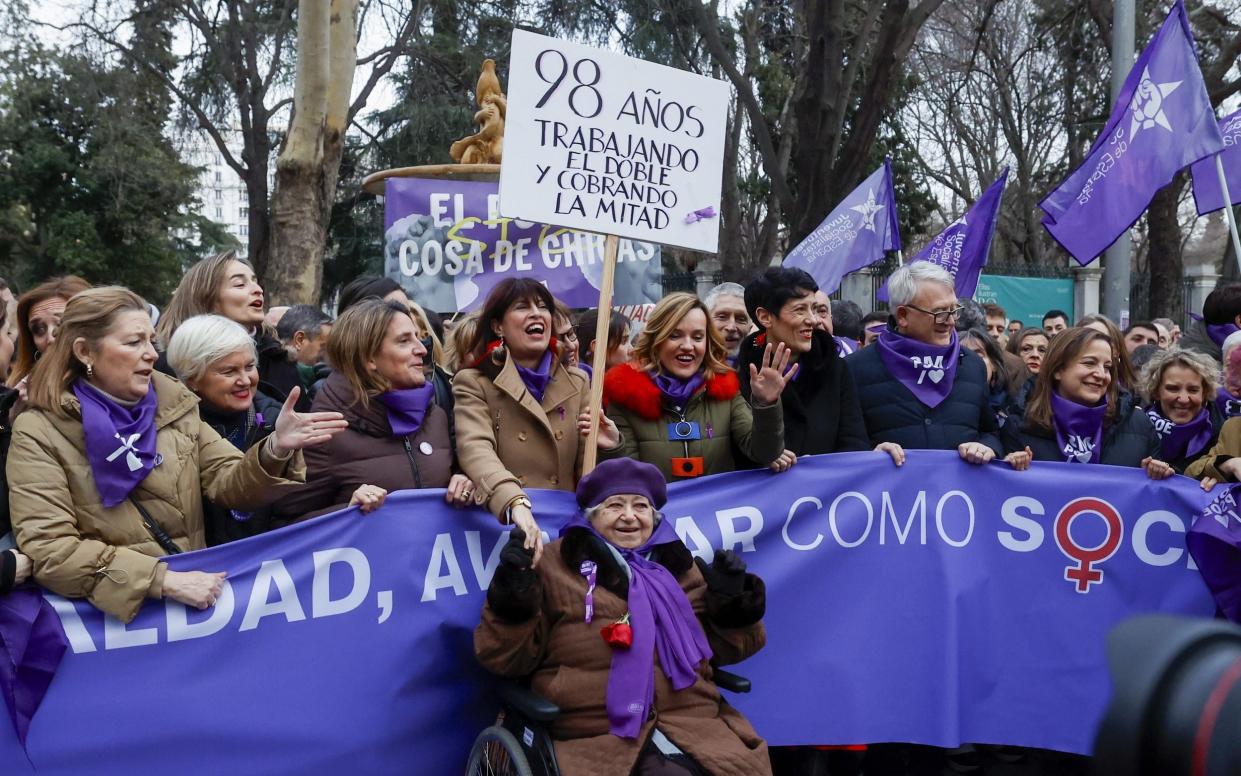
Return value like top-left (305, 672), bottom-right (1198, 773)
top-left (578, 408), bottom-right (620, 451)
top-left (748, 341), bottom-right (799, 406)
top-left (272, 387), bottom-right (349, 454)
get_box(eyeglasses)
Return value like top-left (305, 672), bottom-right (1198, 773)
top-left (904, 304), bottom-right (964, 325)
top-left (557, 329), bottom-right (578, 343)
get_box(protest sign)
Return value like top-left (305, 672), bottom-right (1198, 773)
top-left (382, 177), bottom-right (662, 312)
top-left (499, 29), bottom-right (730, 253)
top-left (0, 452), bottom-right (1217, 774)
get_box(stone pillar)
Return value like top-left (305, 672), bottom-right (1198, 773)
top-left (1184, 264), bottom-right (1221, 324)
top-left (1072, 265), bottom-right (1103, 321)
top-left (694, 258), bottom-right (722, 299)
top-left (841, 271), bottom-right (875, 312)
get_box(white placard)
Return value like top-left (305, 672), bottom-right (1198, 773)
top-left (499, 29), bottom-right (730, 254)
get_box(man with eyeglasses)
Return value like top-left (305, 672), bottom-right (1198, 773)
top-left (845, 262), bottom-right (1003, 465)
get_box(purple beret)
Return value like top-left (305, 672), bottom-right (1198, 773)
top-left (576, 458), bottom-right (667, 511)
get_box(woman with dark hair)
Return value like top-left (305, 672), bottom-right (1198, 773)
top-left (1001, 327), bottom-right (1168, 476)
top-left (1079, 314), bottom-right (1140, 392)
top-left (961, 328), bottom-right (1019, 422)
top-left (575, 308), bottom-right (633, 378)
top-left (1006, 327), bottom-right (1050, 376)
top-left (454, 279), bottom-right (618, 565)
top-left (7, 275), bottom-right (92, 391)
top-left (336, 275), bottom-right (406, 316)
top-left (156, 251), bottom-right (306, 410)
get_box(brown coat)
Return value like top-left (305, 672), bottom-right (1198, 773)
top-left (1187, 416), bottom-right (1241, 481)
top-left (453, 354), bottom-right (590, 517)
top-left (272, 371), bottom-right (455, 520)
top-left (475, 535), bottom-right (770, 776)
top-left (8, 372), bottom-right (305, 622)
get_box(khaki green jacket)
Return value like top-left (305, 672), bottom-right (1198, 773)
top-left (8, 372), bottom-right (304, 622)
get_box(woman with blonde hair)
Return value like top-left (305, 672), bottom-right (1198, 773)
top-left (1140, 348), bottom-right (1222, 474)
top-left (156, 251), bottom-right (305, 409)
top-left (9, 287), bottom-right (346, 621)
top-left (274, 298), bottom-right (474, 521)
top-left (7, 275), bottom-right (92, 390)
top-left (601, 292), bottom-right (791, 481)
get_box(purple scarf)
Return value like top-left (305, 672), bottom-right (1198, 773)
top-left (1188, 484), bottom-right (1241, 622)
top-left (73, 379), bottom-right (160, 507)
top-left (875, 329), bottom-right (961, 408)
top-left (376, 384), bottom-right (435, 437)
top-left (514, 349), bottom-right (554, 404)
top-left (652, 372), bottom-right (705, 408)
top-left (0, 587), bottom-right (68, 748)
top-left (559, 514), bottom-right (713, 739)
top-left (1146, 406), bottom-right (1214, 462)
top-left (833, 335), bottom-right (856, 357)
top-left (1215, 386), bottom-right (1241, 419)
top-left (1050, 392), bottom-right (1107, 464)
top-left (1208, 323), bottom-right (1240, 349)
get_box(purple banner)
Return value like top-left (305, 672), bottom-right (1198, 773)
top-left (383, 177), bottom-right (663, 312)
top-left (1191, 108), bottom-right (1241, 215)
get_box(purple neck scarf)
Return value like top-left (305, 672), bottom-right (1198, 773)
top-left (1146, 405), bottom-right (1214, 462)
top-left (1050, 392), bottom-right (1107, 464)
top-left (73, 379), bottom-right (159, 508)
top-left (376, 384), bottom-right (435, 437)
top-left (0, 587), bottom-right (68, 750)
top-left (833, 335), bottom-right (856, 357)
top-left (1208, 323), bottom-right (1240, 349)
top-left (1215, 386), bottom-right (1241, 419)
top-left (514, 349), bottom-right (554, 404)
top-left (652, 372), bottom-right (706, 408)
top-left (559, 514), bottom-right (713, 739)
top-left (875, 329), bottom-right (960, 408)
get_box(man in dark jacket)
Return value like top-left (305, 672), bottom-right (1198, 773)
top-left (846, 262), bottom-right (1001, 461)
top-left (738, 267), bottom-right (880, 459)
top-left (1182, 282), bottom-right (1241, 362)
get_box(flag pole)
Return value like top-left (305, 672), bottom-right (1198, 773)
top-left (896, 249), bottom-right (904, 267)
top-left (1216, 155), bottom-right (1241, 274)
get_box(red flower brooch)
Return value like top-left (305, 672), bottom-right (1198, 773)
top-left (600, 613), bottom-right (633, 649)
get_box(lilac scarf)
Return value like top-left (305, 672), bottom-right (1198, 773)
top-left (653, 372), bottom-right (705, 408)
top-left (0, 587), bottom-right (68, 748)
top-left (833, 335), bottom-right (856, 357)
top-left (376, 384), bottom-right (435, 437)
top-left (1146, 406), bottom-right (1214, 462)
top-left (1208, 323), bottom-right (1239, 349)
top-left (73, 380), bottom-right (160, 507)
top-left (875, 329), bottom-right (960, 408)
top-left (560, 514), bottom-right (713, 739)
top-left (514, 349), bottom-right (554, 404)
top-left (1051, 392), bottom-right (1107, 464)
top-left (1215, 386), bottom-right (1241, 419)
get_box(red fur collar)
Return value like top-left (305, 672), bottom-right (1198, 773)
top-left (602, 363), bottom-right (739, 421)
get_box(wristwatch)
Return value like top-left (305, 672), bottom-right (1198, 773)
top-left (505, 496), bottom-right (533, 524)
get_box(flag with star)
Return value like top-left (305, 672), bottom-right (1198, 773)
top-left (878, 169), bottom-right (1009, 302)
top-left (783, 158), bottom-right (902, 294)
top-left (1040, 0), bottom-right (1224, 265)
top-left (1190, 107), bottom-right (1241, 215)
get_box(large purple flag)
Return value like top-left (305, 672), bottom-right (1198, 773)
top-left (783, 159), bottom-right (901, 294)
top-left (1040, 0), bottom-right (1224, 265)
top-left (1191, 108), bottom-right (1241, 215)
top-left (880, 169), bottom-right (1008, 301)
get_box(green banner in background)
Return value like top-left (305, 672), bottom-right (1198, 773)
top-left (974, 275), bottom-right (1074, 328)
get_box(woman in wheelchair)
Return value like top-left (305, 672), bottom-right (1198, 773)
top-left (475, 458), bottom-right (772, 776)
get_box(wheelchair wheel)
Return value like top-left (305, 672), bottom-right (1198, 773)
top-left (464, 725), bottom-right (534, 776)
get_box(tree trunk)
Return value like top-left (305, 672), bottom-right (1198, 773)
top-left (266, 0), bottom-right (357, 304)
top-left (1146, 173), bottom-right (1187, 321)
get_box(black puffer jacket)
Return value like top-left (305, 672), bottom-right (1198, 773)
top-left (737, 330), bottom-right (869, 455)
top-left (256, 331), bottom-right (311, 412)
top-left (845, 333), bottom-right (1001, 454)
top-left (199, 391), bottom-right (284, 546)
top-left (1000, 392), bottom-right (1159, 467)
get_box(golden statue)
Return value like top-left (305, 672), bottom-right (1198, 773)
top-left (450, 59), bottom-right (507, 165)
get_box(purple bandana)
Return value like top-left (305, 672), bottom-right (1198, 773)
top-left (1187, 484), bottom-right (1241, 622)
top-left (0, 587), bottom-right (69, 748)
top-left (514, 349), bottom-right (554, 404)
top-left (376, 384), bottom-right (435, 437)
top-left (652, 372), bottom-right (706, 408)
top-left (73, 379), bottom-right (160, 508)
top-left (833, 336), bottom-right (856, 357)
top-left (1216, 386), bottom-right (1241, 419)
top-left (1050, 392), bottom-right (1107, 464)
top-left (559, 514), bottom-right (713, 739)
top-left (875, 329), bottom-right (960, 408)
top-left (1146, 406), bottom-right (1214, 462)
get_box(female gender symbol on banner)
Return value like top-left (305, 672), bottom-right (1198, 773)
top-left (1054, 497), bottom-right (1124, 593)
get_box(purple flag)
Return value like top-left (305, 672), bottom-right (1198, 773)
top-left (0, 587), bottom-right (68, 748)
top-left (1191, 108), bottom-right (1241, 215)
top-left (783, 158), bottom-right (902, 294)
top-left (1187, 484), bottom-right (1241, 622)
top-left (1040, 0), bottom-right (1224, 265)
top-left (880, 169), bottom-right (1008, 301)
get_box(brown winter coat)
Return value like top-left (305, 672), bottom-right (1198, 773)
top-left (1187, 416), bottom-right (1241, 481)
top-left (8, 372), bottom-right (305, 622)
top-left (272, 371), bottom-right (455, 521)
top-left (475, 533), bottom-right (771, 776)
top-left (453, 352), bottom-right (590, 517)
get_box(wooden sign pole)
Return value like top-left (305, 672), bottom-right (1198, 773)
top-left (582, 234), bottom-right (620, 474)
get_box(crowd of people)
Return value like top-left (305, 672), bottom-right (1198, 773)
top-left (1, 252), bottom-right (1239, 775)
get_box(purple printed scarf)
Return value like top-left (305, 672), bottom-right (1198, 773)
top-left (875, 329), bottom-right (960, 408)
top-left (559, 514), bottom-right (713, 739)
top-left (515, 349), bottom-right (554, 405)
top-left (376, 384), bottom-right (435, 437)
top-left (73, 379), bottom-right (160, 507)
top-left (1215, 386), bottom-right (1241, 419)
top-left (652, 372), bottom-right (705, 408)
top-left (1051, 392), bottom-right (1107, 464)
top-left (1146, 406), bottom-right (1214, 462)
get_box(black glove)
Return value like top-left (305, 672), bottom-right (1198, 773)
top-left (500, 527), bottom-right (536, 571)
top-left (696, 549), bottom-right (746, 598)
